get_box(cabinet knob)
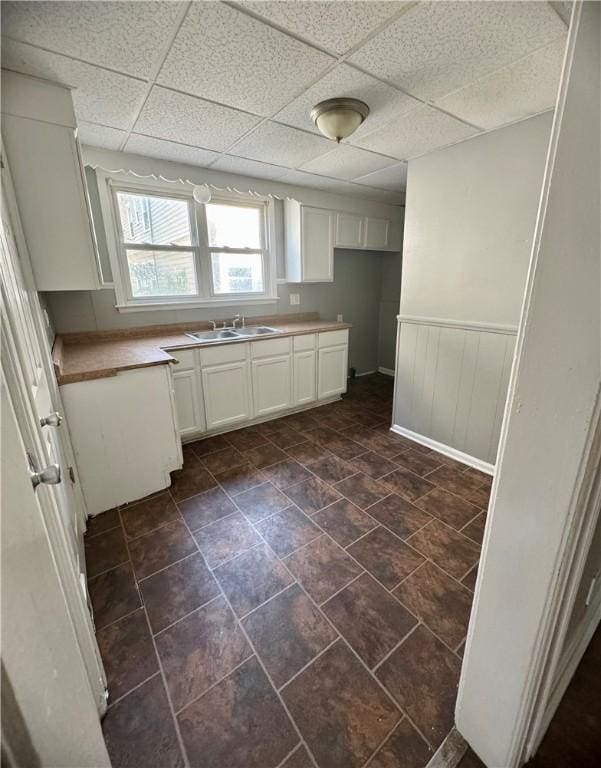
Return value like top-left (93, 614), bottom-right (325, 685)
top-left (40, 411), bottom-right (62, 427)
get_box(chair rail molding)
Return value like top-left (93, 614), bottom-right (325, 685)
top-left (397, 314), bottom-right (519, 335)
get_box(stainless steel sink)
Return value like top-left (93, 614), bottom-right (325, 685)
top-left (185, 329), bottom-right (240, 342)
top-left (185, 326), bottom-right (282, 343)
top-left (233, 326), bottom-right (280, 336)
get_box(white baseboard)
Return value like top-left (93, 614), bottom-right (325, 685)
top-left (354, 369), bottom-right (377, 378)
top-left (390, 424), bottom-right (495, 475)
top-left (377, 366), bottom-right (395, 377)
top-left (531, 593), bottom-right (601, 756)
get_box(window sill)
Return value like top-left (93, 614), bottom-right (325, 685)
top-left (115, 296), bottom-right (280, 313)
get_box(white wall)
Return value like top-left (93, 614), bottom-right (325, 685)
top-left (393, 111), bottom-right (554, 465)
top-left (456, 3), bottom-right (600, 765)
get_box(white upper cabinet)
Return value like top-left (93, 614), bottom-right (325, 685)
top-left (1, 71), bottom-right (100, 291)
top-left (285, 200), bottom-right (334, 283)
top-left (336, 213), bottom-right (364, 248)
top-left (364, 217), bottom-right (391, 250)
top-left (335, 212), bottom-right (391, 251)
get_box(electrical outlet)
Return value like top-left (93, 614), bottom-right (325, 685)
top-left (289, 293), bottom-right (300, 306)
top-left (337, 313), bottom-right (343, 322)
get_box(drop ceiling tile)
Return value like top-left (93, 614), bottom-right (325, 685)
top-left (211, 155), bottom-right (289, 182)
top-left (299, 145), bottom-right (397, 180)
top-left (230, 122), bottom-right (333, 168)
top-left (354, 162), bottom-right (408, 191)
top-left (278, 169), bottom-right (347, 191)
top-left (157, 2), bottom-right (334, 117)
top-left (274, 63), bottom-right (419, 139)
top-left (78, 122), bottom-right (126, 151)
top-left (239, 1), bottom-right (408, 56)
top-left (1, 38), bottom-right (147, 129)
top-left (349, 1), bottom-right (566, 100)
top-left (1, 1), bottom-right (185, 79)
top-left (133, 87), bottom-right (261, 153)
top-left (124, 134), bottom-right (221, 168)
top-left (355, 105), bottom-right (479, 160)
top-left (436, 36), bottom-right (566, 130)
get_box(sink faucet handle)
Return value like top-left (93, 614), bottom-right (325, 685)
top-left (210, 320), bottom-right (217, 330)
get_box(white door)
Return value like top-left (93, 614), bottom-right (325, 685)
top-left (202, 360), bottom-right (251, 430)
top-left (1, 379), bottom-right (110, 767)
top-left (318, 344), bottom-right (348, 399)
top-left (294, 350), bottom-right (317, 406)
top-left (172, 368), bottom-right (203, 437)
top-left (1, 156), bottom-right (107, 712)
top-left (252, 354), bottom-right (292, 417)
top-left (364, 217), bottom-right (390, 249)
top-left (336, 212), bottom-right (363, 248)
top-left (302, 206), bottom-right (334, 281)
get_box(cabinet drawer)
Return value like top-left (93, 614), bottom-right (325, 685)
top-left (293, 333), bottom-right (316, 351)
top-left (250, 337), bottom-right (291, 358)
top-left (318, 329), bottom-right (349, 348)
top-left (167, 347), bottom-right (196, 369)
top-left (199, 342), bottom-right (247, 366)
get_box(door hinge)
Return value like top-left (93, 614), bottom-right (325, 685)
top-left (68, 466), bottom-right (76, 484)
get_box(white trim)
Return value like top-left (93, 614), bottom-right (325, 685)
top-left (397, 314), bottom-right (518, 335)
top-left (115, 296), bottom-right (279, 312)
top-left (377, 366), bottom-right (395, 377)
top-left (353, 369), bottom-right (377, 378)
top-left (390, 423), bottom-right (495, 475)
top-left (533, 593), bottom-right (601, 754)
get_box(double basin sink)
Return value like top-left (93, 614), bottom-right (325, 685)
top-left (185, 326), bottom-right (282, 344)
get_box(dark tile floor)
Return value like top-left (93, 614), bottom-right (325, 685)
top-left (86, 373), bottom-right (490, 768)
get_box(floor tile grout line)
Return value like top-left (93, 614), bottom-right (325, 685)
top-left (86, 557), bottom-right (130, 582)
top-left (371, 622), bottom-right (422, 673)
top-left (152, 593), bottom-right (224, 637)
top-left (94, 603), bottom-right (147, 634)
top-left (316, 570), bottom-right (366, 608)
top-left (120, 525), bottom-right (193, 768)
top-left (84, 522), bottom-right (122, 540)
top-left (175, 496), bottom-right (321, 768)
top-left (105, 670), bottom-right (162, 711)
top-left (184, 506), bottom-right (244, 535)
top-left (205, 540), bottom-right (265, 572)
top-left (275, 635), bottom-right (340, 694)
top-left (236, 580), bottom-right (299, 622)
top-left (135, 549), bottom-right (200, 584)
top-left (173, 651), bottom-right (256, 717)
top-left (275, 742), bottom-right (306, 768)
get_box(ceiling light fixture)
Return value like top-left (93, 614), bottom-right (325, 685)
top-left (310, 98), bottom-right (370, 143)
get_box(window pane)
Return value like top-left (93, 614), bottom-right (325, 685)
top-left (126, 249), bottom-right (197, 297)
top-left (210, 252), bottom-right (264, 294)
top-left (206, 203), bottom-right (262, 249)
top-left (116, 192), bottom-right (191, 246)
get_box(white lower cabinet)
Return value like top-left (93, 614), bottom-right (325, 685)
top-left (202, 360), bottom-right (251, 430)
top-left (170, 328), bottom-right (348, 439)
top-left (293, 350), bottom-right (317, 406)
top-left (172, 369), bottom-right (203, 437)
top-left (251, 355), bottom-right (292, 417)
top-left (318, 343), bottom-right (349, 399)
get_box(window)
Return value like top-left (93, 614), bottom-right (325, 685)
top-left (102, 175), bottom-right (276, 310)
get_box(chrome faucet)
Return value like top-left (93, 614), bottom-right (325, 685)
top-left (210, 320), bottom-right (217, 330)
top-left (233, 313), bottom-right (243, 329)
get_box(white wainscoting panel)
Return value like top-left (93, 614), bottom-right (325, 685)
top-left (393, 316), bottom-right (517, 465)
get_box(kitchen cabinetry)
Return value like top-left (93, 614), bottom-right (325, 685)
top-left (318, 330), bottom-right (349, 399)
top-left (335, 212), bottom-right (390, 250)
top-left (1, 71), bottom-right (100, 291)
top-left (293, 334), bottom-right (317, 406)
top-left (285, 201), bottom-right (334, 283)
top-left (61, 366), bottom-right (181, 515)
top-left (199, 344), bottom-right (252, 430)
top-left (168, 329), bottom-right (348, 440)
top-left (250, 337), bottom-right (292, 417)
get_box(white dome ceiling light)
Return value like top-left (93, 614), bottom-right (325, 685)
top-left (310, 98), bottom-right (370, 143)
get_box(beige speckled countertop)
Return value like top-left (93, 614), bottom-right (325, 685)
top-left (53, 313), bottom-right (351, 385)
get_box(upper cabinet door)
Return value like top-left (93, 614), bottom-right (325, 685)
top-left (335, 213), bottom-right (364, 248)
top-left (1, 72), bottom-right (100, 291)
top-left (364, 217), bottom-right (391, 250)
top-left (301, 207), bottom-right (334, 282)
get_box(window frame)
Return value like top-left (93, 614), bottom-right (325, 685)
top-left (96, 170), bottom-right (278, 311)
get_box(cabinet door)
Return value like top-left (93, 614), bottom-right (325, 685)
top-left (202, 361), bottom-right (251, 430)
top-left (318, 344), bottom-right (348, 399)
top-left (335, 213), bottom-right (364, 248)
top-left (301, 207), bottom-right (333, 282)
top-left (251, 355), bottom-right (292, 418)
top-left (294, 350), bottom-right (317, 406)
top-left (172, 369), bottom-right (203, 437)
top-left (364, 217), bottom-right (390, 250)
